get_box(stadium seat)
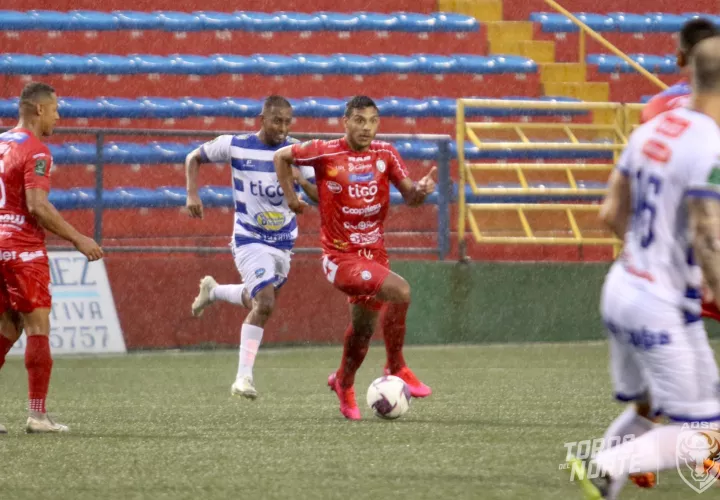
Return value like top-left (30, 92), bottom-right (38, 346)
top-left (28, 10), bottom-right (74, 30)
top-left (530, 12), bottom-right (615, 32)
top-left (590, 53), bottom-right (676, 73)
top-left (154, 11), bottom-right (204, 31)
top-left (113, 11), bottom-right (163, 29)
top-left (69, 10), bottom-right (121, 31)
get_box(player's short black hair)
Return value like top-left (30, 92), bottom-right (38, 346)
top-left (692, 37), bottom-right (720, 91)
top-left (262, 95), bottom-right (292, 112)
top-left (19, 82), bottom-right (55, 105)
top-left (344, 95), bottom-right (378, 118)
top-left (680, 18), bottom-right (719, 54)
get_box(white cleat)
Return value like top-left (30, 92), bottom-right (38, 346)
top-left (192, 276), bottom-right (218, 317)
top-left (26, 413), bottom-right (69, 434)
top-left (231, 376), bottom-right (258, 400)
top-left (0, 423), bottom-right (7, 434)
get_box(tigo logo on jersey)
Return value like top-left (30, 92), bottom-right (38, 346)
top-left (249, 181), bottom-right (284, 206)
top-left (348, 181), bottom-right (378, 202)
top-left (376, 160), bottom-right (386, 173)
top-left (255, 211), bottom-right (286, 231)
top-left (326, 181), bottom-right (342, 194)
top-left (349, 173), bottom-right (374, 183)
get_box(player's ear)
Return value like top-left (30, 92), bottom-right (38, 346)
top-left (677, 49), bottom-right (686, 68)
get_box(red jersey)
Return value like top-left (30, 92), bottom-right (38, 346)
top-left (641, 79), bottom-right (690, 123)
top-left (291, 137), bottom-right (409, 253)
top-left (0, 128), bottom-right (52, 249)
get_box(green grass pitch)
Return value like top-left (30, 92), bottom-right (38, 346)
top-left (1, 342), bottom-right (718, 499)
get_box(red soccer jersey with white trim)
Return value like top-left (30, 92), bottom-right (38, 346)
top-left (0, 128), bottom-right (52, 249)
top-left (641, 79), bottom-right (691, 124)
top-left (291, 137), bottom-right (409, 253)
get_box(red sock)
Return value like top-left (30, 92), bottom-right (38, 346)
top-left (0, 335), bottom-right (14, 370)
top-left (382, 302), bottom-right (409, 373)
top-left (25, 335), bottom-right (53, 414)
top-left (337, 324), bottom-right (372, 388)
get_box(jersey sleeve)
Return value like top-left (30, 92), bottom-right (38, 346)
top-left (290, 139), bottom-right (325, 167)
top-left (640, 95), bottom-right (667, 124)
top-left (385, 144), bottom-right (409, 186)
top-left (199, 135), bottom-right (233, 163)
top-left (686, 144), bottom-right (720, 200)
top-left (23, 148), bottom-right (52, 192)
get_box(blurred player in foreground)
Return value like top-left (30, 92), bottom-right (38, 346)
top-left (186, 96), bottom-right (315, 399)
top-left (641, 18), bottom-right (717, 123)
top-left (274, 96), bottom-right (435, 420)
top-left (568, 38), bottom-right (720, 499)
top-left (0, 82), bottom-right (103, 433)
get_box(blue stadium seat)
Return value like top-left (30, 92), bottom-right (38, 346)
top-left (0, 10), bottom-right (35, 30)
top-left (530, 12), bottom-right (614, 32)
top-left (454, 55), bottom-right (497, 73)
top-left (609, 13), bottom-right (652, 33)
top-left (276, 12), bottom-right (324, 31)
top-left (157, 186), bottom-right (188, 205)
top-left (61, 143), bottom-right (97, 164)
top-left (88, 54), bottom-right (137, 74)
top-left (292, 54), bottom-right (338, 74)
top-left (415, 54), bottom-right (457, 73)
top-left (212, 55), bottom-right (259, 74)
top-left (220, 98), bottom-right (263, 117)
top-left (58, 97), bottom-right (105, 118)
top-left (394, 140), bottom-right (438, 160)
top-left (426, 97), bottom-right (455, 117)
top-left (301, 98), bottom-right (345, 117)
top-left (194, 11), bottom-right (246, 31)
top-left (199, 186), bottom-right (234, 207)
top-left (183, 97), bottom-right (228, 116)
top-left (140, 98), bottom-right (189, 118)
top-left (379, 97), bottom-right (430, 117)
top-left (28, 10), bottom-right (73, 30)
top-left (98, 98), bottom-right (144, 118)
top-left (333, 54), bottom-right (378, 75)
top-left (0, 54), bottom-right (50, 74)
top-left (286, 98), bottom-right (310, 116)
top-left (252, 54), bottom-right (300, 75)
top-left (69, 10), bottom-right (120, 31)
top-left (356, 12), bottom-right (399, 31)
top-left (318, 12), bottom-right (363, 31)
top-left (591, 53), bottom-right (676, 73)
top-left (106, 188), bottom-right (159, 208)
top-left (46, 54), bottom-right (92, 74)
top-left (105, 142), bottom-right (156, 163)
top-left (131, 54), bottom-right (175, 73)
top-left (150, 142), bottom-right (192, 163)
top-left (375, 54), bottom-right (420, 73)
top-left (235, 12), bottom-right (283, 32)
top-left (47, 144), bottom-right (68, 162)
top-left (432, 12), bottom-right (479, 32)
top-left (0, 98), bottom-right (19, 118)
top-left (492, 55), bottom-right (538, 73)
top-left (646, 13), bottom-right (688, 32)
top-left (170, 55), bottom-right (217, 75)
top-left (155, 11), bottom-right (203, 32)
top-left (112, 11), bottom-right (163, 30)
top-left (640, 95), bottom-right (653, 103)
top-left (393, 12), bottom-right (436, 32)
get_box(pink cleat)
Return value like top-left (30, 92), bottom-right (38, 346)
top-left (327, 372), bottom-right (361, 421)
top-left (384, 366), bottom-right (432, 398)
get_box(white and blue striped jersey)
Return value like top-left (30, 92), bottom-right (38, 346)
top-left (613, 108), bottom-right (720, 318)
top-left (200, 133), bottom-right (314, 250)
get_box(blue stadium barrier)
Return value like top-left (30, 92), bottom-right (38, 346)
top-left (0, 53), bottom-right (538, 76)
top-left (530, 12), bottom-right (616, 32)
top-left (531, 11), bottom-right (720, 33)
top-left (0, 10), bottom-right (479, 33)
top-left (0, 96), bottom-right (586, 119)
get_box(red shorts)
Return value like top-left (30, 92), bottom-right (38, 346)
top-left (702, 300), bottom-right (720, 322)
top-left (0, 250), bottom-right (51, 314)
top-left (322, 248), bottom-right (391, 311)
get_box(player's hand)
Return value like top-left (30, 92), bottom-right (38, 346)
top-left (288, 198), bottom-right (309, 215)
top-left (417, 166), bottom-right (437, 195)
top-left (186, 192), bottom-right (203, 219)
top-left (74, 236), bottom-right (103, 261)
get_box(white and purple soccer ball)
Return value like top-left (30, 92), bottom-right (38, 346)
top-left (366, 375), bottom-right (411, 420)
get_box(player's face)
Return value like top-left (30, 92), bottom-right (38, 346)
top-left (38, 93), bottom-right (59, 137)
top-left (344, 107), bottom-right (379, 151)
top-left (261, 106), bottom-right (292, 146)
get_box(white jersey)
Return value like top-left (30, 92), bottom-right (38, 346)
top-left (613, 107), bottom-right (720, 316)
top-left (200, 133), bottom-right (314, 250)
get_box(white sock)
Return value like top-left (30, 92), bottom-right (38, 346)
top-left (594, 424), bottom-right (714, 480)
top-left (602, 406), bottom-right (656, 450)
top-left (237, 324), bottom-right (263, 379)
top-left (212, 284), bottom-right (247, 307)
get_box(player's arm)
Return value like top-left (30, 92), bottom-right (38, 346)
top-left (26, 188), bottom-right (103, 261)
top-left (395, 167), bottom-right (437, 207)
top-left (293, 166), bottom-right (319, 203)
top-left (689, 196), bottom-right (720, 307)
top-left (185, 135), bottom-right (232, 219)
top-left (274, 146), bottom-right (307, 214)
top-left (599, 169), bottom-right (632, 238)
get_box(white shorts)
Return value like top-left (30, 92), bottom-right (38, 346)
top-left (601, 265), bottom-right (720, 423)
top-left (232, 242), bottom-right (291, 299)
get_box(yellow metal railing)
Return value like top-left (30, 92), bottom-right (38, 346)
top-left (456, 98), bottom-right (630, 258)
top-left (544, 0), bottom-right (668, 91)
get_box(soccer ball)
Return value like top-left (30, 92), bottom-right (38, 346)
top-left (366, 375), bottom-right (411, 420)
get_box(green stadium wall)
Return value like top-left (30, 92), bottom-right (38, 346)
top-left (106, 256), bottom-right (719, 350)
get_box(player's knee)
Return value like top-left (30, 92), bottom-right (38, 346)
top-left (396, 280), bottom-right (411, 304)
top-left (252, 293), bottom-right (275, 319)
